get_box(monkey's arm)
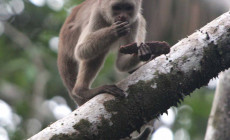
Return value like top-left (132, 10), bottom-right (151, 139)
top-left (72, 52), bottom-right (125, 106)
top-left (75, 27), bottom-right (115, 60)
top-left (75, 21), bottom-right (129, 60)
top-left (116, 15), bottom-right (146, 72)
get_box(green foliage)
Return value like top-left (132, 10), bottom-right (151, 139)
top-left (173, 88), bottom-right (215, 140)
top-left (92, 53), bottom-right (118, 88)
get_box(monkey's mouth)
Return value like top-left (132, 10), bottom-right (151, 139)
top-left (115, 16), bottom-right (128, 22)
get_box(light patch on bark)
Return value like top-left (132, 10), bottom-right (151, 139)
top-left (205, 125), bottom-right (216, 140)
top-left (151, 83), bottom-right (157, 89)
top-left (29, 94), bottom-right (115, 140)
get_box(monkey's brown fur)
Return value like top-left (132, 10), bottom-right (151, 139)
top-left (58, 0), bottom-right (148, 106)
top-left (58, 1), bottom-right (169, 138)
top-left (58, 0), bottom-right (170, 106)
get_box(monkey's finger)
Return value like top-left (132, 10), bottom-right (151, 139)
top-left (107, 89), bottom-right (125, 97)
top-left (117, 23), bottom-right (130, 30)
top-left (141, 43), bottom-right (151, 55)
top-left (107, 85), bottom-right (124, 92)
top-left (108, 86), bottom-right (125, 97)
top-left (117, 28), bottom-right (130, 36)
top-left (141, 44), bottom-right (152, 58)
top-left (138, 45), bottom-right (143, 57)
top-left (116, 21), bottom-right (129, 28)
top-left (140, 44), bottom-right (149, 55)
top-left (114, 21), bottom-right (123, 25)
top-left (117, 27), bottom-right (130, 34)
top-left (141, 44), bottom-right (148, 54)
top-left (103, 85), bottom-right (125, 97)
top-left (117, 26), bottom-right (130, 32)
top-left (110, 88), bottom-right (124, 95)
top-left (143, 43), bottom-right (152, 54)
top-left (137, 47), bottom-right (142, 59)
top-left (117, 26), bottom-right (130, 34)
top-left (139, 45), bottom-right (151, 61)
top-left (116, 22), bottom-right (128, 28)
top-left (119, 28), bottom-right (130, 34)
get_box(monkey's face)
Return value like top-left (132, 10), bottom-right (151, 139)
top-left (99, 0), bottom-right (142, 24)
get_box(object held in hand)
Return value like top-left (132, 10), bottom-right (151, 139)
top-left (119, 41), bottom-right (170, 55)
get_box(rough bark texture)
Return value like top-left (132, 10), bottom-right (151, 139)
top-left (28, 11), bottom-right (230, 140)
top-left (205, 69), bottom-right (230, 140)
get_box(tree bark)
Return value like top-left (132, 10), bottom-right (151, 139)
top-left (204, 69), bottom-right (230, 140)
top-left (28, 11), bottom-right (230, 140)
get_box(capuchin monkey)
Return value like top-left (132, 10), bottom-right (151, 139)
top-left (58, 0), bottom-right (156, 106)
top-left (58, 0), bottom-right (161, 139)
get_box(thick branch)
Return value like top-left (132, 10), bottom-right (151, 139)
top-left (29, 11), bottom-right (230, 140)
top-left (205, 69), bottom-right (230, 140)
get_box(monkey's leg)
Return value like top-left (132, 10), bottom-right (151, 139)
top-left (72, 54), bottom-right (125, 106)
top-left (128, 64), bottom-right (144, 74)
top-left (128, 54), bottom-right (156, 74)
top-left (73, 85), bottom-right (125, 106)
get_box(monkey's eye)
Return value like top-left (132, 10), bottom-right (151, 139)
top-left (112, 5), bottom-right (122, 11)
top-left (125, 5), bottom-right (134, 11)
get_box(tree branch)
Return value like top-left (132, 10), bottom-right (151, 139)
top-left (205, 68), bottom-right (230, 140)
top-left (29, 11), bottom-right (230, 140)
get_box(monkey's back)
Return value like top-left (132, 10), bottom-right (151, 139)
top-left (58, 0), bottom-right (95, 92)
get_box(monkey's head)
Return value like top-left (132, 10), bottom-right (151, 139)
top-left (99, 0), bottom-right (142, 24)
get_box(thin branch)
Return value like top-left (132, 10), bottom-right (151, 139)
top-left (205, 69), bottom-right (230, 140)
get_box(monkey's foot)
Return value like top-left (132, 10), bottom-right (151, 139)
top-left (99, 85), bottom-right (125, 97)
top-left (72, 85), bottom-right (125, 106)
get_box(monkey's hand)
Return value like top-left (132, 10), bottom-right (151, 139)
top-left (100, 85), bottom-right (125, 97)
top-left (138, 41), bottom-right (170, 61)
top-left (120, 41), bottom-right (170, 61)
top-left (138, 43), bottom-right (152, 61)
top-left (112, 21), bottom-right (130, 37)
